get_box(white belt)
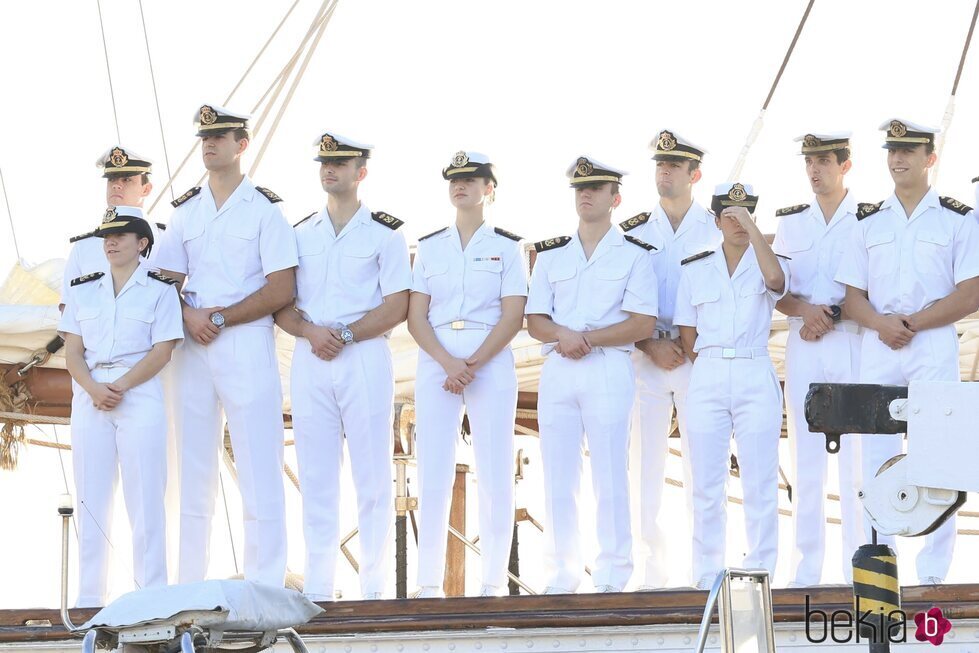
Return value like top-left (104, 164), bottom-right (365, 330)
top-left (93, 361), bottom-right (129, 369)
top-left (435, 320), bottom-right (494, 331)
top-left (651, 326), bottom-right (680, 340)
top-left (700, 346), bottom-right (770, 360)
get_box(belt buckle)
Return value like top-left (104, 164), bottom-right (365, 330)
top-left (450, 320), bottom-right (465, 330)
top-left (721, 348), bottom-right (736, 359)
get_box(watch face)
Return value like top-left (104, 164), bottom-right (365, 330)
top-left (211, 312), bottom-right (225, 327)
top-left (341, 328), bottom-right (354, 343)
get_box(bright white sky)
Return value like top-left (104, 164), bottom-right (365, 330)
top-left (3, 0), bottom-right (979, 608)
top-left (1, 0), bottom-right (978, 269)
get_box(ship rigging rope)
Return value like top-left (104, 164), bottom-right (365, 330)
top-left (137, 0), bottom-right (175, 202)
top-left (0, 167), bottom-right (21, 261)
top-left (727, 0), bottom-right (815, 182)
top-left (95, 0), bottom-right (121, 143)
top-left (147, 0), bottom-right (329, 213)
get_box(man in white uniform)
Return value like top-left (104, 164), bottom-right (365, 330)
top-left (526, 156), bottom-right (658, 594)
top-left (157, 104), bottom-right (298, 587)
top-left (61, 146), bottom-right (163, 310)
top-left (619, 130), bottom-right (719, 590)
top-left (836, 119), bottom-right (979, 585)
top-left (675, 183), bottom-right (789, 590)
top-left (274, 131), bottom-right (411, 600)
top-left (773, 132), bottom-right (863, 587)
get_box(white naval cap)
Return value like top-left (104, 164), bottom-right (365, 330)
top-left (710, 182), bottom-right (759, 214)
top-left (794, 131), bottom-right (852, 154)
top-left (95, 205), bottom-right (154, 250)
top-left (566, 156), bottom-right (627, 187)
top-left (649, 129), bottom-right (708, 162)
top-left (313, 130), bottom-right (374, 161)
top-left (442, 151), bottom-right (498, 185)
top-left (95, 145), bottom-right (153, 177)
top-left (194, 103), bottom-right (251, 136)
top-left (879, 118), bottom-right (940, 149)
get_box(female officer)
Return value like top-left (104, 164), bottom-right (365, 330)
top-left (60, 206), bottom-right (183, 606)
top-left (407, 151), bottom-right (528, 598)
top-left (673, 183), bottom-right (789, 590)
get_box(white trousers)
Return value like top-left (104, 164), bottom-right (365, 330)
top-left (414, 329), bottom-right (517, 591)
top-left (784, 323), bottom-right (863, 585)
top-left (858, 325), bottom-right (959, 582)
top-left (686, 355), bottom-right (782, 583)
top-left (291, 336), bottom-right (395, 600)
top-left (537, 349), bottom-right (634, 592)
top-left (71, 369), bottom-right (168, 607)
top-left (173, 325), bottom-right (287, 587)
top-left (629, 351), bottom-right (694, 587)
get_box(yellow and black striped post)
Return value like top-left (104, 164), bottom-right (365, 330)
top-left (852, 543), bottom-right (901, 652)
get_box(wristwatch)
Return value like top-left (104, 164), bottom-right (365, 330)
top-left (338, 324), bottom-right (354, 344)
top-left (210, 311), bottom-right (226, 329)
top-left (829, 304), bottom-right (842, 324)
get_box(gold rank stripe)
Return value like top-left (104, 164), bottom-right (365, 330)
top-left (572, 175), bottom-right (621, 184)
top-left (852, 567), bottom-right (900, 594)
top-left (446, 167), bottom-right (479, 174)
top-left (103, 165), bottom-right (152, 173)
top-left (198, 122), bottom-right (246, 131)
top-left (98, 221), bottom-right (135, 229)
top-left (318, 150), bottom-right (366, 157)
top-left (885, 136), bottom-right (931, 144)
top-left (656, 149), bottom-right (702, 161)
top-left (718, 200), bottom-right (756, 207)
top-left (801, 143), bottom-right (848, 153)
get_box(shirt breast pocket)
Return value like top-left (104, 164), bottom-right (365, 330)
top-left (914, 230), bottom-right (952, 278)
top-left (225, 220), bottom-right (261, 277)
top-left (119, 308), bottom-right (154, 349)
top-left (690, 285), bottom-right (721, 325)
top-left (296, 237), bottom-right (326, 294)
top-left (342, 242), bottom-right (378, 287)
top-left (867, 230), bottom-right (896, 277)
top-left (470, 255), bottom-right (503, 293)
top-left (181, 220), bottom-right (206, 264)
top-left (590, 262), bottom-right (630, 317)
top-left (75, 307), bottom-right (101, 346)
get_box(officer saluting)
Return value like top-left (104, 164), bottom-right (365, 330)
top-left (620, 130), bottom-right (719, 590)
top-left (674, 183), bottom-right (788, 590)
top-left (274, 131), bottom-right (411, 601)
top-left (835, 119), bottom-right (979, 585)
top-left (60, 206), bottom-right (183, 606)
top-left (408, 152), bottom-right (527, 598)
top-left (526, 157), bottom-right (658, 594)
top-left (62, 146), bottom-right (161, 310)
top-left (773, 132), bottom-right (863, 587)
top-left (156, 104), bottom-right (298, 587)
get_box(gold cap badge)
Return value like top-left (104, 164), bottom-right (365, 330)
top-left (729, 183), bottom-right (747, 202)
top-left (657, 131), bottom-right (677, 151)
top-left (803, 134), bottom-right (819, 148)
top-left (320, 135), bottom-right (338, 152)
top-left (889, 121), bottom-right (907, 138)
top-left (576, 157), bottom-right (593, 176)
top-left (199, 105), bottom-right (217, 126)
top-left (109, 148), bottom-right (129, 168)
top-left (102, 207), bottom-right (117, 224)
top-left (452, 151), bottom-right (469, 168)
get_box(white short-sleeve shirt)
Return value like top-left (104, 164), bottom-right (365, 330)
top-left (619, 201), bottom-right (720, 332)
top-left (59, 265), bottom-right (184, 370)
top-left (155, 176), bottom-right (299, 327)
top-left (412, 222), bottom-right (528, 327)
top-left (772, 193), bottom-right (858, 309)
top-left (293, 203), bottom-right (411, 327)
top-left (526, 227), bottom-right (658, 353)
top-left (60, 221), bottom-right (164, 302)
top-left (834, 189), bottom-right (979, 315)
top-left (674, 246), bottom-right (789, 352)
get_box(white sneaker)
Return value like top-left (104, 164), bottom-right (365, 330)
top-left (595, 585), bottom-right (619, 593)
top-left (478, 584), bottom-right (505, 597)
top-left (542, 586), bottom-right (572, 595)
top-left (920, 576), bottom-right (943, 586)
top-left (362, 592), bottom-right (383, 600)
top-left (410, 586), bottom-right (445, 599)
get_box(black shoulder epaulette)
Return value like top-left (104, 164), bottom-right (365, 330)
top-left (494, 227), bottom-right (523, 241)
top-left (372, 211), bottom-right (404, 230)
top-left (256, 186), bottom-right (283, 203)
top-left (419, 227), bottom-right (448, 241)
top-left (681, 250), bottom-right (714, 265)
top-left (775, 253), bottom-right (792, 261)
top-left (155, 222), bottom-right (167, 231)
top-left (293, 212), bottom-right (316, 228)
top-left (624, 234), bottom-right (657, 251)
top-left (619, 212), bottom-right (651, 232)
top-left (533, 236), bottom-right (572, 253)
top-left (69, 230), bottom-right (96, 244)
top-left (776, 204), bottom-right (810, 217)
top-left (856, 201), bottom-right (884, 221)
top-left (70, 272), bottom-right (104, 286)
top-left (148, 270), bottom-right (179, 285)
top-left (171, 186), bottom-right (201, 208)
top-left (940, 196), bottom-right (973, 216)
top-left (972, 176), bottom-right (978, 184)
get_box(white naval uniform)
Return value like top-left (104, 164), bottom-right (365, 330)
top-left (835, 189), bottom-right (979, 581)
top-left (772, 196), bottom-right (863, 586)
top-left (619, 202), bottom-right (720, 587)
top-left (155, 177), bottom-right (298, 587)
top-left (61, 222), bottom-right (164, 303)
top-left (411, 223), bottom-right (528, 593)
top-left (674, 246), bottom-right (790, 584)
top-left (526, 227), bottom-right (658, 592)
top-left (291, 204), bottom-right (411, 600)
top-left (59, 265), bottom-right (183, 606)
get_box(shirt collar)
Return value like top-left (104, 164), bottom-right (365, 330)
top-left (882, 187), bottom-right (940, 219)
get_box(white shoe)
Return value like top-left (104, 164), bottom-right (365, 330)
top-left (594, 585), bottom-right (619, 593)
top-left (410, 586), bottom-right (444, 599)
top-left (362, 592), bottom-right (383, 600)
top-left (542, 586), bottom-right (572, 595)
top-left (695, 575), bottom-right (715, 591)
top-left (919, 576), bottom-right (943, 586)
top-left (479, 584), bottom-right (505, 597)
